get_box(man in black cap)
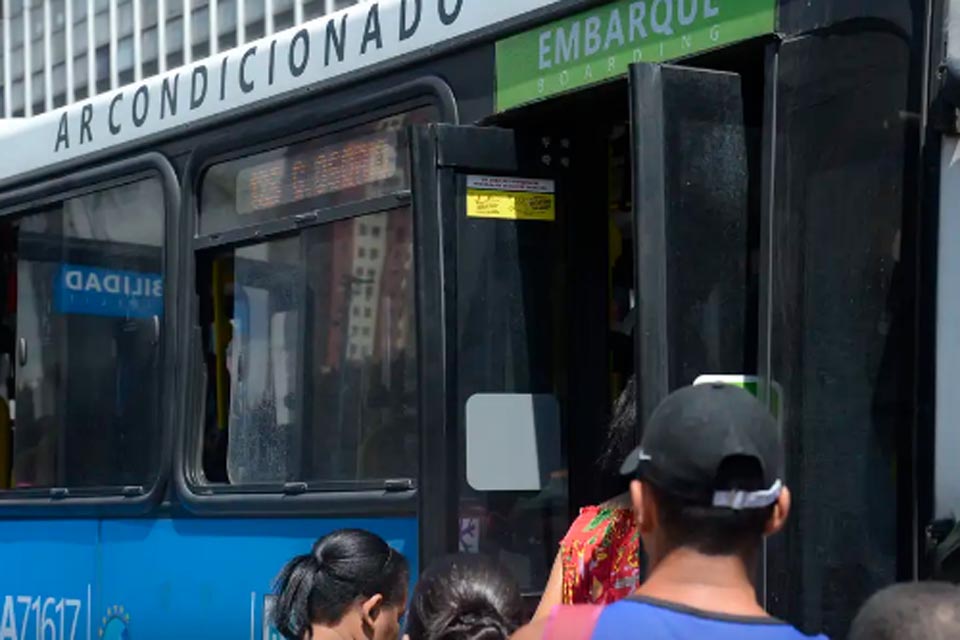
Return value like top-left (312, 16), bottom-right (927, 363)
top-left (513, 383), bottom-right (827, 639)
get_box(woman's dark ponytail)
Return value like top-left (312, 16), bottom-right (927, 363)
top-left (273, 553), bottom-right (321, 640)
top-left (272, 530), bottom-right (409, 639)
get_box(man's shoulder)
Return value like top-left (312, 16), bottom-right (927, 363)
top-left (599, 598), bottom-right (828, 639)
top-left (511, 606), bottom-right (605, 640)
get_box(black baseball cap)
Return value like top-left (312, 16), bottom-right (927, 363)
top-left (620, 383), bottom-right (783, 510)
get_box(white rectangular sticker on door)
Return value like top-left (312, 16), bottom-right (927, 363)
top-left (466, 176), bottom-right (556, 222)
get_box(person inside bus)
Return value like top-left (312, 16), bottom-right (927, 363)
top-left (404, 554), bottom-right (524, 640)
top-left (272, 529), bottom-right (409, 640)
top-left (514, 384), bottom-right (826, 640)
top-left (533, 377), bottom-right (642, 617)
top-left (848, 581), bottom-right (960, 640)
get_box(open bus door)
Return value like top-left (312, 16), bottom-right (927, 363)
top-left (628, 62), bottom-right (752, 422)
top-left (627, 60), bottom-right (756, 577)
top-left (409, 124), bottom-right (569, 602)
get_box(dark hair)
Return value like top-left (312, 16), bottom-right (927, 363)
top-left (272, 529), bottom-right (409, 639)
top-left (405, 554), bottom-right (523, 640)
top-left (597, 376), bottom-right (637, 474)
top-left (650, 456), bottom-right (774, 556)
top-left (849, 582), bottom-right (960, 640)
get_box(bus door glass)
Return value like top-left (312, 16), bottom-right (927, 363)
top-left (627, 62), bottom-right (753, 423)
top-left (626, 59), bottom-right (759, 586)
top-left (409, 124), bottom-right (568, 597)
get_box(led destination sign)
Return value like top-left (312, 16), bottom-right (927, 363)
top-left (235, 131), bottom-right (400, 215)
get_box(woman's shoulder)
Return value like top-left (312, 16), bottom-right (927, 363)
top-left (598, 493), bottom-right (631, 510)
top-left (561, 496), bottom-right (634, 546)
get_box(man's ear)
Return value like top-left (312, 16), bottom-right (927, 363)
top-left (630, 479), bottom-right (657, 533)
top-left (361, 593), bottom-right (384, 627)
top-left (764, 486), bottom-right (792, 536)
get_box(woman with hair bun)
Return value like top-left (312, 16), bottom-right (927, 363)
top-left (272, 529), bottom-right (410, 640)
top-left (404, 554), bottom-right (523, 640)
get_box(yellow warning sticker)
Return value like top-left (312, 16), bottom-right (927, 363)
top-left (466, 176), bottom-right (556, 221)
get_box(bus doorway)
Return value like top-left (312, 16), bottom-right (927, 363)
top-left (419, 51), bottom-right (762, 609)
top-left (484, 41), bottom-right (765, 525)
top-left (493, 81), bottom-right (638, 511)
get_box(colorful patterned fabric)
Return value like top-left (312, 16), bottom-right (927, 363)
top-left (559, 505), bottom-right (641, 605)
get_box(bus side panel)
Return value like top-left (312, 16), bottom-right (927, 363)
top-left (97, 516), bottom-right (417, 639)
top-left (0, 520), bottom-right (99, 639)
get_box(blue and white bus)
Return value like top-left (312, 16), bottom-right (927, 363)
top-left (0, 0), bottom-right (946, 637)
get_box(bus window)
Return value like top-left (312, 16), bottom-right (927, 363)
top-left (0, 178), bottom-right (165, 492)
top-left (194, 109), bottom-right (433, 489)
top-left (197, 210), bottom-right (417, 486)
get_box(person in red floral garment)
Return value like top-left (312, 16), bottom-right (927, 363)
top-left (533, 378), bottom-right (642, 617)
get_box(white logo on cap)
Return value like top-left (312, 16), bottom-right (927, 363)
top-left (712, 479), bottom-right (784, 510)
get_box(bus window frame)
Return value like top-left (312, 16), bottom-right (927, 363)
top-left (0, 152), bottom-right (179, 517)
top-left (174, 78), bottom-right (457, 516)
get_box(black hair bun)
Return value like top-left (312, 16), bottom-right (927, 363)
top-left (444, 603), bottom-right (511, 640)
top-left (406, 555), bottom-right (523, 640)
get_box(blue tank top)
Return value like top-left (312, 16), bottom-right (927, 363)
top-left (591, 597), bottom-right (828, 640)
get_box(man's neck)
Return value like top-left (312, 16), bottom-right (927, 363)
top-left (636, 547), bottom-right (769, 619)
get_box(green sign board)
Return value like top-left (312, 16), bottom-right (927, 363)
top-left (495, 0), bottom-right (776, 112)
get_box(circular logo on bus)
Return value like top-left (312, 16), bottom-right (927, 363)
top-left (98, 605), bottom-right (131, 640)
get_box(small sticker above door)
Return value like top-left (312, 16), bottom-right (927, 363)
top-left (466, 175), bottom-right (556, 221)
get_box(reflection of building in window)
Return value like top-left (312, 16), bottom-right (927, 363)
top-left (322, 209), bottom-right (414, 371)
top-left (346, 213), bottom-right (387, 362)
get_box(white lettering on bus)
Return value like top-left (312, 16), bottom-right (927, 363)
top-left (605, 8), bottom-right (626, 50)
top-left (530, 0), bottom-right (728, 86)
top-left (584, 16), bottom-right (603, 57)
top-left (556, 23), bottom-right (580, 67)
top-left (0, 595), bottom-right (81, 640)
top-left (629, 2), bottom-right (649, 41)
top-left (651, 0), bottom-right (674, 36)
top-left (539, 30), bottom-right (552, 70)
top-left (678, 0), bottom-right (698, 26)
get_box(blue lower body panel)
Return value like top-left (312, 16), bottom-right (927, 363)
top-left (0, 516), bottom-right (418, 640)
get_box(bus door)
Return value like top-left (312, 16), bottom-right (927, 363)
top-left (410, 124), bottom-right (570, 603)
top-left (627, 62), bottom-right (752, 422)
top-left (626, 59), bottom-right (756, 576)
